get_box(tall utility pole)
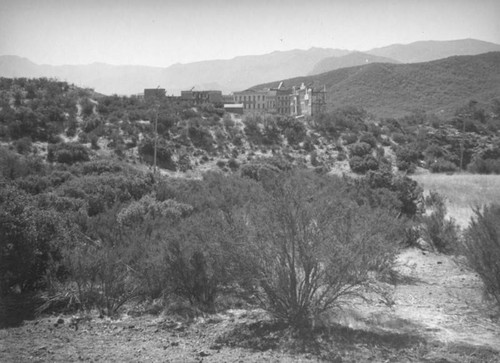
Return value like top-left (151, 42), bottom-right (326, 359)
top-left (460, 115), bottom-right (465, 170)
top-left (153, 102), bottom-right (159, 174)
top-left (153, 86), bottom-right (160, 175)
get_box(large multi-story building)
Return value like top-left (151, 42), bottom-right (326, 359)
top-left (233, 89), bottom-right (270, 112)
top-left (231, 83), bottom-right (325, 117)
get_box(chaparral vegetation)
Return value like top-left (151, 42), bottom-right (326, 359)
top-left (1, 77), bottom-right (500, 362)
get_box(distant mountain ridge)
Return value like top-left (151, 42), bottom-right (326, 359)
top-left (1, 39), bottom-right (499, 95)
top-left (253, 52), bottom-right (500, 118)
top-left (0, 48), bottom-right (349, 95)
top-left (366, 38), bottom-right (500, 63)
top-left (308, 52), bottom-right (400, 75)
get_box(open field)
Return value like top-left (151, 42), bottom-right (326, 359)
top-left (411, 172), bottom-right (500, 229)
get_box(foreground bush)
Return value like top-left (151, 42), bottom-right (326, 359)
top-left (0, 186), bottom-right (68, 296)
top-left (242, 171), bottom-right (402, 330)
top-left (462, 204), bottom-right (500, 305)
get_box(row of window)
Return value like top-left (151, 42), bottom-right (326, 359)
top-left (236, 94), bottom-right (266, 102)
top-left (243, 103), bottom-right (267, 109)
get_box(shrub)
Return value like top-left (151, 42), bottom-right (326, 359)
top-left (14, 137), bottom-right (32, 154)
top-left (243, 116), bottom-right (263, 144)
top-left (392, 132), bottom-right (408, 144)
top-left (396, 146), bottom-right (420, 172)
top-left (361, 169), bottom-right (423, 218)
top-left (341, 132), bottom-right (358, 145)
top-left (467, 158), bottom-right (500, 174)
top-left (162, 198), bottom-right (249, 312)
top-left (429, 158), bottom-right (458, 173)
top-left (462, 204), bottom-right (500, 305)
top-left (0, 186), bottom-right (68, 296)
top-left (241, 171), bottom-right (401, 330)
top-left (138, 137), bottom-right (176, 171)
top-left (188, 125), bottom-right (214, 152)
top-left (47, 142), bottom-right (90, 164)
top-left (63, 211), bottom-right (139, 316)
top-left (228, 158), bottom-right (240, 171)
top-left (349, 155), bottom-right (379, 174)
top-left (349, 142), bottom-right (372, 157)
top-left (310, 151), bottom-right (319, 167)
top-left (216, 160), bottom-right (226, 169)
top-left (281, 118), bottom-right (306, 146)
top-left (359, 132), bottom-right (377, 149)
top-left (80, 98), bottom-right (94, 118)
top-left (337, 152), bottom-right (347, 161)
top-left (82, 115), bottom-right (102, 133)
top-left (420, 192), bottom-right (459, 253)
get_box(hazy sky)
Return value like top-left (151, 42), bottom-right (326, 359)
top-left (1, 0), bottom-right (499, 67)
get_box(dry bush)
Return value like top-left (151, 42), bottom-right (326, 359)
top-left (462, 204), bottom-right (500, 305)
top-left (420, 191), bottom-right (460, 253)
top-left (242, 171), bottom-right (402, 330)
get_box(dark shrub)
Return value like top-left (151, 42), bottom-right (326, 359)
top-left (0, 186), bottom-right (68, 296)
top-left (349, 155), bottom-right (379, 174)
top-left (392, 132), bottom-right (408, 144)
top-left (359, 132), bottom-right (377, 149)
top-left (341, 132), bottom-right (358, 145)
top-left (14, 137), bottom-right (32, 154)
top-left (228, 158), bottom-right (240, 171)
top-left (281, 118), bottom-right (306, 146)
top-left (47, 142), bottom-right (90, 164)
top-left (396, 146), bottom-right (420, 172)
top-left (216, 160), bottom-right (226, 169)
top-left (80, 98), bottom-right (94, 118)
top-left (429, 158), bottom-right (458, 173)
top-left (188, 125), bottom-right (214, 152)
top-left (349, 142), bottom-right (372, 157)
top-left (138, 137), bottom-right (176, 171)
top-left (468, 158), bottom-right (500, 174)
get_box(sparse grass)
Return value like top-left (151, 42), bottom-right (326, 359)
top-left (411, 172), bottom-right (500, 228)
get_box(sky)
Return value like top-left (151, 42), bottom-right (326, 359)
top-left (1, 0), bottom-right (499, 67)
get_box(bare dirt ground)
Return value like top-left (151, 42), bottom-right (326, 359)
top-left (1, 248), bottom-right (499, 362)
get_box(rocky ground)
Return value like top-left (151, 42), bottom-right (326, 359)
top-left (1, 248), bottom-right (500, 362)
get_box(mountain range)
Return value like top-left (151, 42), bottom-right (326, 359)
top-left (1, 39), bottom-right (499, 96)
top-left (255, 52), bottom-right (500, 118)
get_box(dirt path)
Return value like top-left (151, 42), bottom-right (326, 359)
top-left (342, 248), bottom-right (500, 350)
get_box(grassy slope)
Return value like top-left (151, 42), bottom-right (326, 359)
top-left (411, 172), bottom-right (500, 228)
top-left (254, 52), bottom-right (500, 118)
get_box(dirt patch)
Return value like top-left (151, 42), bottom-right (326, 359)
top-left (1, 249), bottom-right (499, 362)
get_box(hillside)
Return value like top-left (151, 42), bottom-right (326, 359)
top-left (308, 52), bottom-right (399, 75)
top-left (366, 38), bottom-right (500, 63)
top-left (2, 77), bottom-right (500, 363)
top-left (254, 52), bottom-right (500, 118)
